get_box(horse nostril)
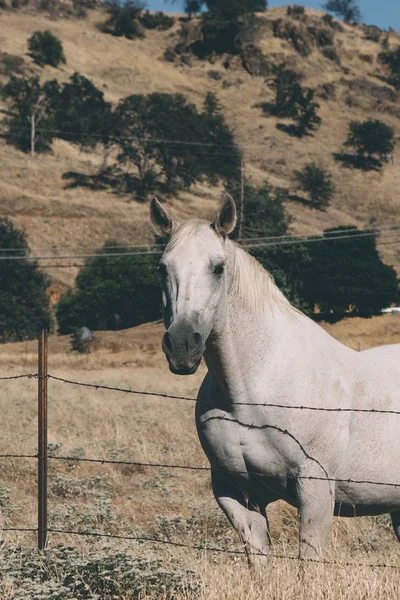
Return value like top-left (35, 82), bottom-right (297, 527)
top-left (192, 332), bottom-right (202, 349)
top-left (163, 332), bottom-right (173, 354)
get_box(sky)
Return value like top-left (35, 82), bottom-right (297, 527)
top-left (146, 1), bottom-right (400, 32)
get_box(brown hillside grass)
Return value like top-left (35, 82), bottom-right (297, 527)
top-left (0, 7), bottom-right (400, 288)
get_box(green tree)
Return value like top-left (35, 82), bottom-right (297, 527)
top-left (1, 75), bottom-right (59, 155)
top-left (0, 219), bottom-right (52, 342)
top-left (56, 242), bottom-right (161, 334)
top-left (225, 178), bottom-right (312, 311)
top-left (266, 67), bottom-right (321, 136)
top-left (271, 67), bottom-right (301, 117)
top-left (294, 163), bottom-right (335, 209)
top-left (53, 73), bottom-right (112, 148)
top-left (293, 88), bottom-right (321, 136)
top-left (323, 0), bottom-right (361, 23)
top-left (182, 0), bottom-right (267, 56)
top-left (227, 178), bottom-right (289, 239)
top-left (344, 119), bottom-right (395, 165)
top-left (303, 227), bottom-right (398, 318)
top-left (114, 92), bottom-right (241, 198)
top-left (28, 30), bottom-right (66, 67)
top-left (102, 0), bottom-right (145, 39)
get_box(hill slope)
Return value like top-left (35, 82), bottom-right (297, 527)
top-left (0, 6), bottom-right (400, 289)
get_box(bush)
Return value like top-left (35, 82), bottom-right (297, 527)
top-left (28, 30), bottom-right (66, 67)
top-left (270, 66), bottom-right (301, 117)
top-left (0, 219), bottom-right (52, 342)
top-left (140, 10), bottom-right (174, 30)
top-left (293, 87), bottom-right (321, 136)
top-left (294, 163), bottom-right (335, 210)
top-left (0, 546), bottom-right (196, 600)
top-left (344, 118), bottom-right (396, 165)
top-left (286, 5), bottom-right (305, 18)
top-left (164, 46), bottom-right (178, 62)
top-left (378, 46), bottom-right (400, 89)
top-left (0, 53), bottom-right (24, 76)
top-left (102, 0), bottom-right (145, 39)
top-left (56, 241), bottom-right (162, 334)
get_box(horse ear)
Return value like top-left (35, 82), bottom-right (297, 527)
top-left (150, 197), bottom-right (176, 237)
top-left (213, 194), bottom-right (237, 237)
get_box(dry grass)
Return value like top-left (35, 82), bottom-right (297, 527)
top-left (0, 318), bottom-right (400, 597)
top-left (0, 7), bottom-right (400, 290)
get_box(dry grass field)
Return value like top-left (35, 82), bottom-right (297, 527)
top-left (1, 317), bottom-right (400, 598)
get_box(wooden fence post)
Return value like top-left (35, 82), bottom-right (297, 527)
top-left (38, 329), bottom-right (48, 550)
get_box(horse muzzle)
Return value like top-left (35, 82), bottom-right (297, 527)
top-left (162, 323), bottom-right (204, 376)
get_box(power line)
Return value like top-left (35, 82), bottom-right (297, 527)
top-left (1, 227), bottom-right (399, 263)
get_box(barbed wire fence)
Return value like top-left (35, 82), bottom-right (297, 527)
top-left (2, 331), bottom-right (400, 570)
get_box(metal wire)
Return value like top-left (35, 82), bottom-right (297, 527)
top-left (47, 374), bottom-right (400, 415)
top-left (45, 528), bottom-right (400, 569)
top-left (48, 455), bottom-right (400, 489)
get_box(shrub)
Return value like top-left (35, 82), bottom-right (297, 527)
top-left (344, 118), bottom-right (396, 164)
top-left (56, 241), bottom-right (162, 334)
top-left (164, 45), bottom-right (178, 62)
top-left (28, 30), bottom-right (66, 67)
top-left (70, 326), bottom-right (94, 353)
top-left (0, 53), bottom-right (24, 75)
top-left (0, 546), bottom-right (196, 600)
top-left (323, 0), bottom-right (361, 23)
top-left (294, 163), bottom-right (335, 210)
top-left (0, 219), bottom-right (52, 343)
top-left (140, 10), bottom-right (174, 30)
top-left (270, 66), bottom-right (302, 117)
top-left (293, 87), bottom-right (321, 136)
top-left (286, 5), bottom-right (305, 18)
top-left (378, 46), bottom-right (400, 89)
top-left (102, 0), bottom-right (145, 39)
top-left (322, 45), bottom-right (340, 63)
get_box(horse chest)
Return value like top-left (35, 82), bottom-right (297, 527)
top-left (196, 406), bottom-right (290, 481)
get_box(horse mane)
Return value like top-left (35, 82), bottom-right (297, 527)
top-left (227, 240), bottom-right (301, 319)
top-left (166, 220), bottom-right (301, 319)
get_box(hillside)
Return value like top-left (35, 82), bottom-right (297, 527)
top-left (0, 6), bottom-right (400, 291)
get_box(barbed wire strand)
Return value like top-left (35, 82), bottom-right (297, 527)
top-left (45, 528), bottom-right (400, 569)
top-left (47, 374), bottom-right (400, 415)
top-left (48, 455), bottom-right (400, 489)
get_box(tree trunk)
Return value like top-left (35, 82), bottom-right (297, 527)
top-left (31, 112), bottom-right (35, 158)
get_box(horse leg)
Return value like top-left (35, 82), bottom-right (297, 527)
top-left (212, 470), bottom-right (271, 569)
top-left (297, 479), bottom-right (335, 560)
top-left (391, 511), bottom-right (400, 542)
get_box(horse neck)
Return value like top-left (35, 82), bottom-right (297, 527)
top-left (203, 245), bottom-right (303, 396)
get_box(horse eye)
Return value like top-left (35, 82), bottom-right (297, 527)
top-left (213, 263), bottom-right (224, 277)
top-left (158, 263), bottom-right (167, 278)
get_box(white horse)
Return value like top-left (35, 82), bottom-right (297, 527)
top-left (150, 196), bottom-right (400, 566)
